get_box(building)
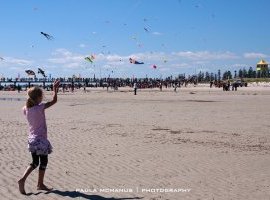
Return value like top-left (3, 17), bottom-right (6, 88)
top-left (256, 59), bottom-right (269, 78)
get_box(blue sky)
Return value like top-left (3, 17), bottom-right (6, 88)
top-left (0, 0), bottom-right (269, 78)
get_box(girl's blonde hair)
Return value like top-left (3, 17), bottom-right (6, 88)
top-left (26, 86), bottom-right (43, 108)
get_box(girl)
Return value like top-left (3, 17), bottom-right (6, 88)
top-left (18, 80), bottom-right (60, 195)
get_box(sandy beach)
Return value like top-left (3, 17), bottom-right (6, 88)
top-left (0, 86), bottom-right (270, 200)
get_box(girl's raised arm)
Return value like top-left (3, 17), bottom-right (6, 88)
top-left (45, 80), bottom-right (60, 109)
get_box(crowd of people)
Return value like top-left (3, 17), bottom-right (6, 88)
top-left (0, 76), bottom-right (246, 93)
top-left (210, 79), bottom-right (248, 91)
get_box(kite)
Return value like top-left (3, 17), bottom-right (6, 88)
top-left (144, 27), bottom-right (150, 32)
top-left (85, 54), bottom-right (95, 63)
top-left (137, 43), bottom-right (143, 48)
top-left (90, 54), bottom-right (95, 60)
top-left (152, 65), bottom-right (157, 69)
top-left (25, 70), bottom-right (35, 76)
top-left (40, 32), bottom-right (54, 40)
top-left (131, 36), bottom-right (137, 41)
top-left (85, 56), bottom-right (93, 63)
top-left (0, 57), bottom-right (4, 61)
top-left (129, 58), bottom-right (144, 64)
top-left (38, 68), bottom-right (47, 77)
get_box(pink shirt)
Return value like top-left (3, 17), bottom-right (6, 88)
top-left (23, 103), bottom-right (47, 140)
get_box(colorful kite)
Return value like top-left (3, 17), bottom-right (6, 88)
top-left (40, 32), bottom-right (54, 40)
top-left (129, 58), bottom-right (144, 64)
top-left (85, 54), bottom-right (95, 63)
top-left (85, 56), bottom-right (93, 63)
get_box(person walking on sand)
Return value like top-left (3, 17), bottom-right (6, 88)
top-left (83, 84), bottom-right (86, 93)
top-left (133, 82), bottom-right (137, 95)
top-left (18, 80), bottom-right (60, 195)
top-left (159, 82), bottom-right (162, 91)
top-left (173, 83), bottom-right (177, 92)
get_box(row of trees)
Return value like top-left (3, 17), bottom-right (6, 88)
top-left (196, 67), bottom-right (269, 82)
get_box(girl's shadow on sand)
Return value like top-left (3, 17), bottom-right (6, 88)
top-left (38, 189), bottom-right (144, 200)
